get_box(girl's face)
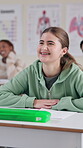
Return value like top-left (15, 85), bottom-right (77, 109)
top-left (37, 32), bottom-right (67, 65)
top-left (0, 42), bottom-right (12, 58)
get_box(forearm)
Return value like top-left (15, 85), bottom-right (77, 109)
top-left (52, 96), bottom-right (83, 112)
top-left (0, 89), bottom-right (35, 108)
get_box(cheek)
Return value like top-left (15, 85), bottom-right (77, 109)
top-left (37, 48), bottom-right (40, 57)
top-left (52, 48), bottom-right (61, 54)
top-left (37, 47), bottom-right (39, 53)
top-left (52, 49), bottom-right (62, 58)
top-left (5, 49), bottom-right (8, 54)
top-left (37, 45), bottom-right (40, 52)
top-left (5, 49), bottom-right (10, 56)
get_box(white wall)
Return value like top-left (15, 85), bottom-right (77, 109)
top-left (0, 0), bottom-right (83, 67)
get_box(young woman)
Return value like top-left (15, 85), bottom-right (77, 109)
top-left (0, 27), bottom-right (83, 112)
top-left (0, 40), bottom-right (25, 79)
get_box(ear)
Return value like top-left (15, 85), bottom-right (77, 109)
top-left (62, 47), bottom-right (68, 56)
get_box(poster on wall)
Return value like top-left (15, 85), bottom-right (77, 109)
top-left (0, 5), bottom-right (22, 54)
top-left (66, 3), bottom-right (83, 56)
top-left (27, 4), bottom-right (62, 55)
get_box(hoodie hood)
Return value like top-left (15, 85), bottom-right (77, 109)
top-left (32, 59), bottom-right (80, 83)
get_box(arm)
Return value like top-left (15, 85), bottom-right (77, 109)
top-left (0, 68), bottom-right (35, 108)
top-left (52, 69), bottom-right (83, 112)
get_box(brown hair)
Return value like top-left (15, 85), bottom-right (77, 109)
top-left (41, 27), bottom-right (83, 70)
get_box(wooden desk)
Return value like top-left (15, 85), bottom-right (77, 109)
top-left (0, 111), bottom-right (83, 148)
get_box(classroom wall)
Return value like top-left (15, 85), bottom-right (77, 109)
top-left (0, 0), bottom-right (83, 67)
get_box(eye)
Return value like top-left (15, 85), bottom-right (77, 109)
top-left (48, 42), bottom-right (55, 46)
top-left (48, 42), bottom-right (54, 45)
top-left (39, 41), bottom-right (44, 45)
top-left (2, 45), bottom-right (6, 48)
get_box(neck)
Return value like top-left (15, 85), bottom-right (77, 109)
top-left (42, 63), bottom-right (61, 77)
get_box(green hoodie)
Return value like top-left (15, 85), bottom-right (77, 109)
top-left (0, 60), bottom-right (83, 112)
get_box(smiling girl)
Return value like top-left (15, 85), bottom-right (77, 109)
top-left (0, 40), bottom-right (25, 79)
top-left (0, 27), bottom-right (83, 112)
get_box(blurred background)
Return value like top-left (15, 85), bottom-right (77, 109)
top-left (0, 0), bottom-right (83, 67)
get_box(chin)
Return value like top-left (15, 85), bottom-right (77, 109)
top-left (38, 55), bottom-right (49, 63)
top-left (39, 59), bottom-right (48, 63)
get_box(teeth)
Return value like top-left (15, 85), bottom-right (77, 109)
top-left (41, 53), bottom-right (50, 55)
top-left (1, 51), bottom-right (5, 54)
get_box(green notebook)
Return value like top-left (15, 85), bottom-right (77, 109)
top-left (0, 108), bottom-right (51, 123)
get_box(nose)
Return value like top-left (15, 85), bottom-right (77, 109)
top-left (42, 43), bottom-right (48, 50)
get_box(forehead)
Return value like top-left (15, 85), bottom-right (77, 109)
top-left (0, 42), bottom-right (9, 46)
top-left (40, 32), bottom-right (59, 41)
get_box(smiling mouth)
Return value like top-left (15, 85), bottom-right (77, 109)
top-left (40, 52), bottom-right (50, 55)
top-left (0, 51), bottom-right (5, 56)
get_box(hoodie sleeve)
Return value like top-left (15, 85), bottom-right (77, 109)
top-left (0, 67), bottom-right (36, 108)
top-left (52, 69), bottom-right (83, 112)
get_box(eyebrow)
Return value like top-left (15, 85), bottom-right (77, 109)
top-left (39, 40), bottom-right (55, 43)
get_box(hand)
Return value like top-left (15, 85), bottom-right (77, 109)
top-left (33, 99), bottom-right (59, 109)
